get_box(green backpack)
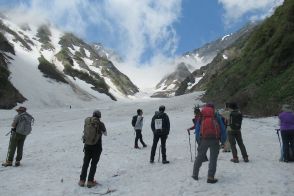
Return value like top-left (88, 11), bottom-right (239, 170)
top-left (83, 117), bottom-right (101, 145)
top-left (230, 110), bottom-right (243, 130)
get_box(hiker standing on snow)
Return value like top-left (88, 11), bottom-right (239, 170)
top-left (192, 103), bottom-right (226, 183)
top-left (132, 109), bottom-right (147, 149)
top-left (79, 110), bottom-right (107, 188)
top-left (187, 106), bottom-right (209, 162)
top-left (219, 103), bottom-right (231, 152)
top-left (187, 106), bottom-right (201, 133)
top-left (150, 105), bottom-right (170, 164)
top-left (2, 106), bottom-right (34, 167)
top-left (278, 104), bottom-right (294, 162)
top-left (227, 103), bottom-right (249, 163)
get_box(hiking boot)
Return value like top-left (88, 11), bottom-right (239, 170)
top-left (2, 161), bottom-right (12, 167)
top-left (162, 160), bottom-right (170, 164)
top-left (134, 145), bottom-right (140, 149)
top-left (87, 180), bottom-right (98, 188)
top-left (150, 159), bottom-right (154, 164)
top-left (192, 176), bottom-right (198, 181)
top-left (78, 180), bottom-right (85, 187)
top-left (230, 158), bottom-right (239, 163)
top-left (15, 161), bottom-right (21, 167)
top-left (207, 177), bottom-right (218, 184)
top-left (143, 144), bottom-right (147, 148)
top-left (243, 157), bottom-right (249, 162)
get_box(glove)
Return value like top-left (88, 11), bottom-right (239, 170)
top-left (103, 131), bottom-right (107, 136)
top-left (11, 128), bottom-right (16, 132)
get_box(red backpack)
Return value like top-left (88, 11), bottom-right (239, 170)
top-left (200, 106), bottom-right (220, 139)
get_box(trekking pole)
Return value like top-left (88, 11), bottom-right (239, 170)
top-left (158, 145), bottom-right (161, 162)
top-left (5, 130), bottom-right (11, 136)
top-left (187, 130), bottom-right (193, 162)
top-left (276, 129), bottom-right (283, 161)
top-left (276, 129), bottom-right (282, 149)
top-left (194, 136), bottom-right (197, 160)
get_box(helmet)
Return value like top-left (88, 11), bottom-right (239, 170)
top-left (159, 105), bottom-right (165, 112)
top-left (93, 110), bottom-right (101, 118)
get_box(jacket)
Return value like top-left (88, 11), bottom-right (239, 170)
top-left (279, 112), bottom-right (294, 131)
top-left (151, 111), bottom-right (170, 136)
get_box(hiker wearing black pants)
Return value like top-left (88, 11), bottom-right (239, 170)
top-left (192, 103), bottom-right (226, 183)
top-left (227, 103), bottom-right (249, 163)
top-left (133, 109), bottom-right (147, 148)
top-left (79, 110), bottom-right (107, 188)
top-left (150, 106), bottom-right (170, 164)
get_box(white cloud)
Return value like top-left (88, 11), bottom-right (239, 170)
top-left (218, 0), bottom-right (284, 25)
top-left (4, 0), bottom-right (182, 89)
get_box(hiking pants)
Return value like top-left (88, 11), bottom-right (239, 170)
top-left (281, 130), bottom-right (294, 161)
top-left (192, 139), bottom-right (220, 178)
top-left (135, 129), bottom-right (146, 147)
top-left (80, 141), bottom-right (102, 181)
top-left (150, 134), bottom-right (167, 161)
top-left (6, 132), bottom-right (26, 162)
top-left (228, 131), bottom-right (248, 159)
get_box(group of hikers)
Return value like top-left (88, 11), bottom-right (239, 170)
top-left (1, 102), bottom-right (294, 188)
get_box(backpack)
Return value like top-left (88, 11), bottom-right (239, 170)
top-left (16, 113), bottom-right (34, 136)
top-left (83, 117), bottom-right (101, 145)
top-left (200, 107), bottom-right (220, 139)
top-left (230, 110), bottom-right (243, 130)
top-left (132, 115), bottom-right (138, 127)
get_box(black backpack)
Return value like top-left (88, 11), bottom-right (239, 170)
top-left (132, 115), bottom-right (137, 127)
top-left (230, 110), bottom-right (243, 130)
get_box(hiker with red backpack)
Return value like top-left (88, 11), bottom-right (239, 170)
top-left (191, 103), bottom-right (226, 183)
top-left (79, 110), bottom-right (107, 188)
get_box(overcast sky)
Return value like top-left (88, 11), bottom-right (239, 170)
top-left (0, 0), bottom-right (284, 88)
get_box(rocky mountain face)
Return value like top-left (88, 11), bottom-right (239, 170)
top-left (154, 22), bottom-right (259, 98)
top-left (0, 32), bottom-right (26, 108)
top-left (197, 0), bottom-right (294, 116)
top-left (0, 17), bottom-right (139, 108)
top-left (176, 23), bottom-right (258, 96)
top-left (152, 63), bottom-right (191, 98)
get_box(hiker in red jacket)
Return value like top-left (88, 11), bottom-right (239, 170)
top-left (192, 103), bottom-right (227, 183)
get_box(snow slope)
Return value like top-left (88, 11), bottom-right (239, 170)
top-left (0, 92), bottom-right (293, 196)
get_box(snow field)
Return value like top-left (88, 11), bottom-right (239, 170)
top-left (0, 92), bottom-right (293, 196)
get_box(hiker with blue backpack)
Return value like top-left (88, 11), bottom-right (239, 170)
top-left (192, 103), bottom-right (226, 183)
top-left (278, 104), bottom-right (294, 162)
top-left (227, 103), bottom-right (249, 163)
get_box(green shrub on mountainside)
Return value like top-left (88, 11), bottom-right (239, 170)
top-left (202, 0), bottom-right (294, 116)
top-left (0, 20), bottom-right (32, 51)
top-left (63, 64), bottom-right (116, 100)
top-left (36, 25), bottom-right (54, 50)
top-left (0, 33), bottom-right (26, 108)
top-left (38, 56), bottom-right (68, 84)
